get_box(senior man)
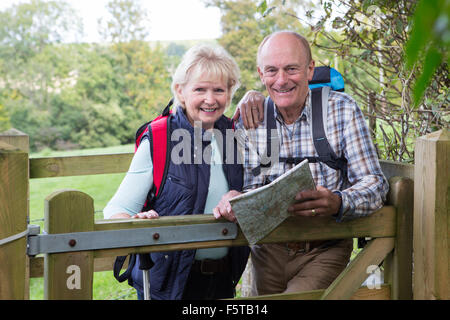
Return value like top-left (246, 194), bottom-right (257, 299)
top-left (213, 31), bottom-right (388, 295)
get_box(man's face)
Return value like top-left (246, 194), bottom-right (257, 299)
top-left (257, 34), bottom-right (315, 112)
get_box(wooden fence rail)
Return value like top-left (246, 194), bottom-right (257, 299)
top-left (1, 128), bottom-right (448, 300)
top-left (41, 189), bottom-right (400, 300)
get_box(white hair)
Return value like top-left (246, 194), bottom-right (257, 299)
top-left (171, 44), bottom-right (241, 110)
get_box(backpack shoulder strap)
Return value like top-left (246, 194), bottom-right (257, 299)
top-left (148, 115), bottom-right (171, 198)
top-left (113, 254), bottom-right (136, 283)
top-left (135, 99), bottom-right (173, 201)
top-left (265, 97), bottom-right (276, 159)
top-left (251, 98), bottom-right (277, 176)
top-left (310, 86), bottom-right (330, 151)
top-left (311, 87), bottom-right (348, 176)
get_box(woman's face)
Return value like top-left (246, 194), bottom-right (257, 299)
top-left (176, 75), bottom-right (230, 130)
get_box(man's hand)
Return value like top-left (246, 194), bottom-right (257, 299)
top-left (213, 190), bottom-right (242, 222)
top-left (287, 186), bottom-right (341, 217)
top-left (232, 90), bottom-right (265, 129)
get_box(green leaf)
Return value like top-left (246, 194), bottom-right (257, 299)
top-left (263, 6), bottom-right (276, 18)
top-left (257, 1), bottom-right (267, 15)
top-left (362, 0), bottom-right (375, 12)
top-left (405, 0), bottom-right (442, 70)
top-left (412, 47), bottom-right (442, 106)
top-left (332, 17), bottom-right (346, 29)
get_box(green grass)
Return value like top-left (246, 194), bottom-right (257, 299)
top-left (29, 144), bottom-right (137, 300)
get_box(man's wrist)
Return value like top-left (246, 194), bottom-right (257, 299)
top-left (332, 191), bottom-right (344, 221)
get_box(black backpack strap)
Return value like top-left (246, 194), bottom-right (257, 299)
top-left (251, 98), bottom-right (276, 177)
top-left (252, 90), bottom-right (348, 179)
top-left (311, 87), bottom-right (348, 177)
top-left (265, 97), bottom-right (276, 162)
top-left (161, 98), bottom-right (173, 117)
top-left (113, 254), bottom-right (136, 283)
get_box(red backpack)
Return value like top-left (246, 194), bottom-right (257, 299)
top-left (134, 99), bottom-right (173, 203)
top-left (113, 98), bottom-right (173, 284)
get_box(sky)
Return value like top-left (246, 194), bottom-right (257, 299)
top-left (0, 0), bottom-right (223, 42)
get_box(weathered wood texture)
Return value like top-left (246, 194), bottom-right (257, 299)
top-left (379, 160), bottom-right (414, 181)
top-left (236, 284), bottom-right (391, 300)
top-left (0, 131), bottom-right (29, 299)
top-left (413, 129), bottom-right (449, 300)
top-left (30, 153), bottom-right (133, 178)
top-left (30, 256), bottom-right (128, 278)
top-left (383, 176), bottom-right (414, 299)
top-left (29, 154), bottom-right (413, 180)
top-left (44, 190), bottom-right (94, 300)
top-left (320, 237), bottom-right (395, 300)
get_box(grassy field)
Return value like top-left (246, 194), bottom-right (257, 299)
top-left (29, 144), bottom-right (137, 300)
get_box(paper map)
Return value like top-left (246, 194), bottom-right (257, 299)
top-left (230, 160), bottom-right (316, 245)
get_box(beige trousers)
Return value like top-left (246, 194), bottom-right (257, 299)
top-left (250, 239), bottom-right (353, 296)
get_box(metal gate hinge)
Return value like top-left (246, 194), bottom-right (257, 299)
top-left (26, 222), bottom-right (237, 256)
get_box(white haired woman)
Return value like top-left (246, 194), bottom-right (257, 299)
top-left (103, 44), bottom-right (249, 300)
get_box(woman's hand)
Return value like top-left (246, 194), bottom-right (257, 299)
top-left (213, 190), bottom-right (242, 222)
top-left (109, 213), bottom-right (132, 219)
top-left (132, 209), bottom-right (160, 219)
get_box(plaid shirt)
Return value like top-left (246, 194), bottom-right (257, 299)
top-left (235, 89), bottom-right (389, 221)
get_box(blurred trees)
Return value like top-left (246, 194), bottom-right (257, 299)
top-left (308, 0), bottom-right (448, 161)
top-left (244, 0), bottom-right (449, 162)
top-left (98, 0), bottom-right (149, 43)
top-left (0, 0), bottom-right (446, 158)
top-left (205, 0), bottom-right (311, 105)
top-left (0, 0), bottom-right (173, 150)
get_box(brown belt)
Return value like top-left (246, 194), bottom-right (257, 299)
top-left (285, 240), bottom-right (338, 253)
top-left (191, 256), bottom-right (230, 275)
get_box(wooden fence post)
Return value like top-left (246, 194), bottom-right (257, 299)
top-left (44, 190), bottom-right (94, 300)
top-left (413, 129), bottom-right (449, 300)
top-left (0, 129), bottom-right (29, 299)
top-left (383, 176), bottom-right (414, 299)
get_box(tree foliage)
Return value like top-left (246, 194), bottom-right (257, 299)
top-left (255, 0), bottom-right (449, 162)
top-left (0, 0), bottom-right (172, 151)
top-left (404, 0), bottom-right (449, 106)
top-left (98, 0), bottom-right (150, 43)
top-left (204, 0), bottom-right (311, 107)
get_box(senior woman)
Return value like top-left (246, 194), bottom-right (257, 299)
top-left (103, 44), bottom-right (249, 300)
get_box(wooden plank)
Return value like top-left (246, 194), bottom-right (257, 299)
top-left (383, 176), bottom-right (414, 299)
top-left (349, 284), bottom-right (391, 300)
top-left (413, 129), bottom-right (449, 300)
top-left (30, 257), bottom-right (44, 278)
top-left (0, 129), bottom-right (30, 152)
top-left (235, 284), bottom-right (391, 300)
top-left (44, 190), bottom-right (94, 300)
top-left (0, 137), bottom-right (29, 299)
top-left (30, 256), bottom-right (128, 278)
top-left (93, 207), bottom-right (395, 259)
top-left (29, 153), bottom-right (413, 181)
top-left (379, 160), bottom-right (414, 181)
top-left (29, 154), bottom-right (412, 181)
top-left (30, 153), bottom-right (133, 178)
top-left (0, 129), bottom-right (30, 300)
top-left (320, 237), bottom-right (395, 300)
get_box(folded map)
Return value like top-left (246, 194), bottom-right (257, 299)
top-left (230, 160), bottom-right (316, 245)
